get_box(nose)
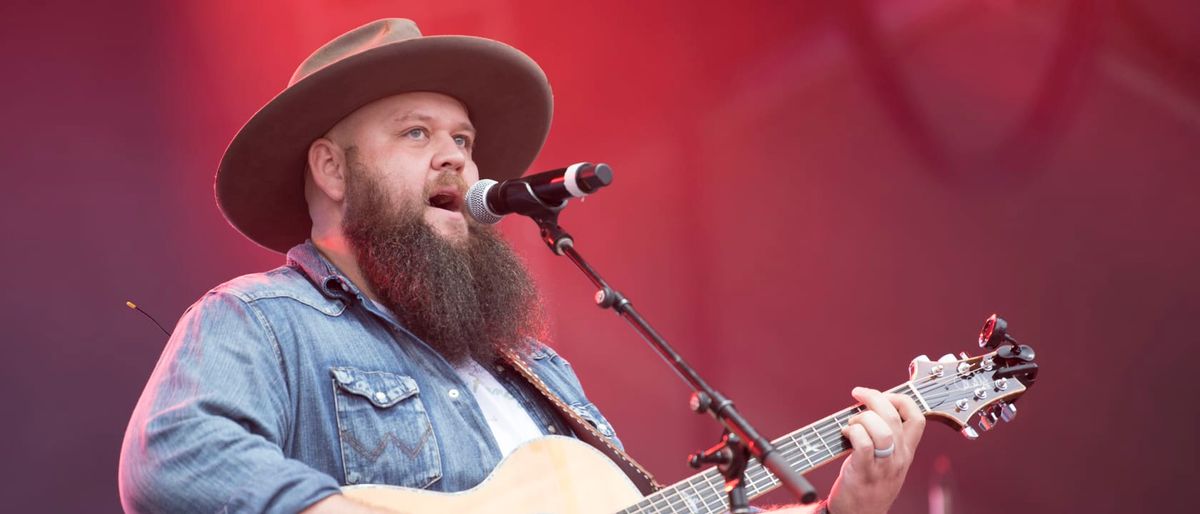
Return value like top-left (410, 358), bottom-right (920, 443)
top-left (431, 133), bottom-right (466, 174)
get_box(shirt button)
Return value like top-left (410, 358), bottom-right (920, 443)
top-left (448, 388), bottom-right (460, 399)
top-left (374, 391), bottom-right (388, 403)
top-left (495, 365), bottom-right (504, 373)
top-left (547, 425), bottom-right (557, 434)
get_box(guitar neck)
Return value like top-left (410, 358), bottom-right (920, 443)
top-left (619, 382), bottom-right (930, 514)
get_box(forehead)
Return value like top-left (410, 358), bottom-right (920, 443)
top-left (349, 91), bottom-right (473, 130)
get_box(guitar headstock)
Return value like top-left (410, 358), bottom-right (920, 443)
top-left (908, 314), bottom-right (1038, 439)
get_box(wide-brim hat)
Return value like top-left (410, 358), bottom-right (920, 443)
top-left (215, 18), bottom-right (552, 253)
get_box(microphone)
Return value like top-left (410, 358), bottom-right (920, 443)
top-left (466, 162), bottom-right (613, 224)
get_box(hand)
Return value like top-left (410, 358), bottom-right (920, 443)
top-left (826, 387), bottom-right (925, 514)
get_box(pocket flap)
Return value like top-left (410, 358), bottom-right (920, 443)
top-left (331, 367), bottom-right (419, 408)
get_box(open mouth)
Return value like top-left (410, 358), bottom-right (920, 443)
top-left (427, 187), bottom-right (464, 213)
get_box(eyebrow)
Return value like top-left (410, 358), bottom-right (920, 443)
top-left (389, 110), bottom-right (475, 133)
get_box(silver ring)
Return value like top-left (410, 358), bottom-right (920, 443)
top-left (873, 443), bottom-right (895, 459)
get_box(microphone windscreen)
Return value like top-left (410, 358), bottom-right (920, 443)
top-left (466, 179), bottom-right (503, 225)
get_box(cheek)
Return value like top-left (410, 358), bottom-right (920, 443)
top-left (463, 161), bottom-right (481, 183)
top-left (376, 159), bottom-right (429, 197)
top-left (366, 175), bottom-right (422, 212)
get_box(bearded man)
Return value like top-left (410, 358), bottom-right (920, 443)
top-left (119, 19), bottom-right (925, 514)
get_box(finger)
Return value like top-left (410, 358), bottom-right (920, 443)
top-left (886, 393), bottom-right (926, 450)
top-left (852, 387), bottom-right (903, 430)
top-left (841, 422), bottom-right (875, 471)
top-left (849, 410), bottom-right (895, 453)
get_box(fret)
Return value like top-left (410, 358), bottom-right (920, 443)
top-left (790, 431), bottom-right (818, 471)
top-left (746, 466), bottom-right (773, 496)
top-left (706, 471), bottom-right (730, 513)
top-left (683, 473), bottom-right (712, 514)
top-left (638, 470), bottom-right (707, 514)
top-left (810, 424), bottom-right (833, 462)
top-left (630, 495), bottom-right (655, 513)
top-left (834, 410), bottom-right (851, 429)
top-left (652, 489), bottom-right (676, 514)
top-left (702, 471), bottom-right (727, 513)
top-left (663, 474), bottom-right (699, 514)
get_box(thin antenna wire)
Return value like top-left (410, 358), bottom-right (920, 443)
top-left (126, 300), bottom-right (171, 337)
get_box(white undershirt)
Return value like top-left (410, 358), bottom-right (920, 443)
top-left (453, 358), bottom-right (545, 456)
top-left (367, 298), bottom-right (543, 456)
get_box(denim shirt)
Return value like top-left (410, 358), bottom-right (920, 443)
top-left (119, 241), bottom-right (622, 513)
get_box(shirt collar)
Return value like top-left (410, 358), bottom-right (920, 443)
top-left (285, 240), bottom-right (363, 300)
top-left (286, 240), bottom-right (418, 334)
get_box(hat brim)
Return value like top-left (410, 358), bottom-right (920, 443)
top-left (216, 35), bottom-right (552, 253)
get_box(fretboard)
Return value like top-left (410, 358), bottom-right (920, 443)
top-left (617, 382), bottom-right (930, 514)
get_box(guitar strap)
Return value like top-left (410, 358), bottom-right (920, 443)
top-left (502, 349), bottom-right (663, 496)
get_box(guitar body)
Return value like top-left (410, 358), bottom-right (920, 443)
top-left (342, 436), bottom-right (644, 514)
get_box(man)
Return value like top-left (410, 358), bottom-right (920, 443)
top-left (119, 19), bottom-right (925, 513)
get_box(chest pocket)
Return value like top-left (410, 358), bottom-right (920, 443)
top-left (330, 367), bottom-right (442, 489)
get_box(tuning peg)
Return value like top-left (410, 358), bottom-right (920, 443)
top-left (999, 403), bottom-right (1017, 422)
top-left (938, 353), bottom-right (957, 363)
top-left (978, 410), bottom-right (999, 432)
top-left (908, 354), bottom-right (931, 377)
top-left (960, 426), bottom-right (979, 440)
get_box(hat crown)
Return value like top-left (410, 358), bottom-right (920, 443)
top-left (289, 18), bottom-right (422, 86)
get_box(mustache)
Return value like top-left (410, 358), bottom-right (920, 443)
top-left (423, 172), bottom-right (468, 199)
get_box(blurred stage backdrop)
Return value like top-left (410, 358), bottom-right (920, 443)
top-left (3, 0), bottom-right (1198, 512)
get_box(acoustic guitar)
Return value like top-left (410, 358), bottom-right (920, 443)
top-left (344, 317), bottom-right (1038, 513)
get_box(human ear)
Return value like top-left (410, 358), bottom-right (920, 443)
top-left (307, 138), bottom-right (346, 202)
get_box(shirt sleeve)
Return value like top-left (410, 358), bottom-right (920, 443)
top-left (119, 291), bottom-right (342, 513)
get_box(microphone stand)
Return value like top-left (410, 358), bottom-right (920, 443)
top-left (520, 204), bottom-right (818, 512)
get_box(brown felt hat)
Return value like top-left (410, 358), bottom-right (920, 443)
top-left (215, 19), bottom-right (552, 253)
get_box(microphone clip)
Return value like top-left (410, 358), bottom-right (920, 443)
top-left (529, 208), bottom-right (575, 256)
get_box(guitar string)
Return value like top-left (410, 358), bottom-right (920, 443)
top-left (734, 367), bottom-right (1011, 498)
top-left (625, 366), bottom-right (1017, 513)
top-left (624, 421), bottom-right (864, 512)
top-left (768, 367), bottom-right (1006, 463)
top-left (628, 482), bottom-right (720, 514)
top-left (652, 404), bottom-right (976, 511)
top-left (637, 423), bottom-right (937, 514)
top-left (626, 374), bottom-right (985, 514)
top-left (739, 370), bottom-right (1010, 513)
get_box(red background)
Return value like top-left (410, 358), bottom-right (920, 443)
top-left (3, 0), bottom-right (1198, 512)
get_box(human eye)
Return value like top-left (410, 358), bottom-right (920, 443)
top-left (401, 127), bottom-right (428, 141)
top-left (453, 133), bottom-right (473, 149)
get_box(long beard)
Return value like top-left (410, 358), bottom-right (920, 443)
top-left (341, 158), bottom-right (545, 364)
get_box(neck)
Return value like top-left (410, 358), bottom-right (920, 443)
top-left (310, 234), bottom-right (381, 304)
